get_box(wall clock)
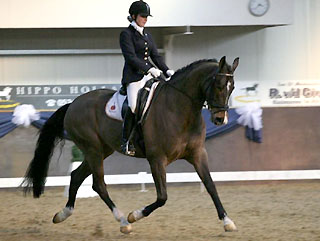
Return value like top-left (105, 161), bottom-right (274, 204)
top-left (249, 0), bottom-right (270, 17)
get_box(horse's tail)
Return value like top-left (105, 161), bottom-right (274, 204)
top-left (22, 104), bottom-right (71, 198)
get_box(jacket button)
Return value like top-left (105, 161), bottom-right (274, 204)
top-left (144, 57), bottom-right (148, 60)
top-left (145, 47), bottom-right (148, 50)
top-left (145, 52), bottom-right (148, 55)
top-left (145, 63), bottom-right (148, 65)
top-left (145, 42), bottom-right (147, 45)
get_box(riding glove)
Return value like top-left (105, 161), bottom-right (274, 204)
top-left (166, 69), bottom-right (175, 77)
top-left (148, 67), bottom-right (162, 78)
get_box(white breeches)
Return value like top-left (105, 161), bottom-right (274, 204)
top-left (127, 74), bottom-right (152, 113)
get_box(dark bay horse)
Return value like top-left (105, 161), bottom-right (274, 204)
top-left (23, 56), bottom-right (239, 234)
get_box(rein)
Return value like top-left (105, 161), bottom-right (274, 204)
top-left (162, 79), bottom-right (204, 107)
top-left (162, 72), bottom-right (233, 112)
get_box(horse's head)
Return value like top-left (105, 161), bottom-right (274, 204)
top-left (205, 56), bottom-right (239, 125)
top-left (4, 87), bottom-right (12, 92)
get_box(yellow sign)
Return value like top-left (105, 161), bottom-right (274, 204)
top-left (0, 100), bottom-right (20, 110)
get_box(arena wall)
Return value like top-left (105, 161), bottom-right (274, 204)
top-left (0, 107), bottom-right (319, 178)
top-left (0, 1), bottom-right (318, 86)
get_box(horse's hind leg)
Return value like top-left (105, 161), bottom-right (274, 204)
top-left (87, 150), bottom-right (132, 234)
top-left (53, 159), bottom-right (91, 223)
top-left (188, 148), bottom-right (237, 232)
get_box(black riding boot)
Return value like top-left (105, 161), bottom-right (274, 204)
top-left (121, 108), bottom-right (136, 156)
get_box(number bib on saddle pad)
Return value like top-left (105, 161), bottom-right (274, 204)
top-left (105, 79), bottom-right (161, 122)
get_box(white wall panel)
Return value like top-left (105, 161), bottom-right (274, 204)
top-left (257, 0), bottom-right (320, 82)
top-left (0, 0), bottom-right (292, 28)
top-left (151, 0), bottom-right (293, 26)
top-left (0, 55), bottom-right (123, 85)
top-left (166, 0), bottom-right (320, 83)
top-left (165, 26), bottom-right (262, 82)
top-left (308, 0), bottom-right (320, 79)
top-left (0, 0), bottom-right (319, 88)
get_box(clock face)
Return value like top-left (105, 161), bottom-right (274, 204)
top-left (249, 0), bottom-right (270, 16)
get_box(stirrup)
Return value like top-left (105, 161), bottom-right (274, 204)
top-left (122, 142), bottom-right (136, 156)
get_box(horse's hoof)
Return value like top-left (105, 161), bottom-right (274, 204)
top-left (120, 224), bottom-right (132, 234)
top-left (224, 223), bottom-right (237, 232)
top-left (223, 216), bottom-right (237, 232)
top-left (52, 207), bottom-right (73, 224)
top-left (127, 208), bottom-right (144, 223)
top-left (127, 212), bottom-right (136, 223)
top-left (53, 212), bottom-right (64, 223)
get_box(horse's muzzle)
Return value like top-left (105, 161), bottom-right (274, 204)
top-left (211, 111), bottom-right (228, 125)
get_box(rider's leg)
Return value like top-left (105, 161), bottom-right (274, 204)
top-left (121, 81), bottom-right (139, 155)
top-left (122, 76), bottom-right (151, 155)
top-left (121, 107), bottom-right (136, 155)
top-left (127, 74), bottom-right (152, 112)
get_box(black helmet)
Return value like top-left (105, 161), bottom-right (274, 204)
top-left (129, 1), bottom-right (152, 17)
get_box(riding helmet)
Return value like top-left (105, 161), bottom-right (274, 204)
top-left (129, 1), bottom-right (152, 17)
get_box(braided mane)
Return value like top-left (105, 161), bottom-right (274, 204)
top-left (170, 59), bottom-right (218, 82)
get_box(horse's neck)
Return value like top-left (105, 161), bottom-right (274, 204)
top-left (170, 65), bottom-right (213, 109)
top-left (167, 80), bottom-right (201, 111)
top-left (161, 71), bottom-right (208, 124)
top-left (157, 83), bottom-right (203, 131)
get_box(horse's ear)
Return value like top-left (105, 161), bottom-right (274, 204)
top-left (232, 57), bottom-right (239, 73)
top-left (218, 56), bottom-right (226, 71)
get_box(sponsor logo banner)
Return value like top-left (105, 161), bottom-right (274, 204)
top-left (231, 80), bottom-right (320, 107)
top-left (0, 84), bottom-right (121, 112)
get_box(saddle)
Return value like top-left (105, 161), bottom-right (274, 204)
top-left (106, 78), bottom-right (162, 122)
top-left (135, 78), bottom-right (162, 124)
top-left (106, 77), bottom-right (164, 154)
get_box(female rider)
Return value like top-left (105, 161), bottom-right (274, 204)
top-left (120, 0), bottom-right (175, 155)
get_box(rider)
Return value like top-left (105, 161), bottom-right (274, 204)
top-left (120, 0), bottom-right (175, 155)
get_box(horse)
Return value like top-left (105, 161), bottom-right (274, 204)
top-left (0, 87), bottom-right (13, 101)
top-left (242, 83), bottom-right (259, 95)
top-left (22, 56), bottom-right (239, 234)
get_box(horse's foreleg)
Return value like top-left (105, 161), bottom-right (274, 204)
top-left (53, 160), bottom-right (91, 224)
top-left (127, 158), bottom-right (167, 223)
top-left (189, 148), bottom-right (237, 232)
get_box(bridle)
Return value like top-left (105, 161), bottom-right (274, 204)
top-left (158, 71), bottom-right (233, 114)
top-left (203, 72), bottom-right (234, 114)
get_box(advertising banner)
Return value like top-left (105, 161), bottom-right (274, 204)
top-left (0, 84), bottom-right (120, 112)
top-left (1, 80), bottom-right (319, 111)
top-left (231, 80), bottom-right (320, 107)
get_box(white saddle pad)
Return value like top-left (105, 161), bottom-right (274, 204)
top-left (105, 91), bottom-right (126, 121)
top-left (106, 82), bottom-right (160, 121)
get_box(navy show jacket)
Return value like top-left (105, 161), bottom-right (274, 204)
top-left (120, 25), bottom-right (169, 85)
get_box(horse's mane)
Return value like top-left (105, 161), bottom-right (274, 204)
top-left (170, 59), bottom-right (218, 82)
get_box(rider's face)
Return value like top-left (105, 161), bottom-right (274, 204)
top-left (135, 14), bottom-right (148, 27)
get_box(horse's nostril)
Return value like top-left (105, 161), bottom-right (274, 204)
top-left (214, 117), bottom-right (224, 125)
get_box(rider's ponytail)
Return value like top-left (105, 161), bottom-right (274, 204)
top-left (127, 15), bottom-right (133, 22)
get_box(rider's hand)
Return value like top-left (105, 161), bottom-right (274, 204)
top-left (148, 67), bottom-right (162, 78)
top-left (166, 69), bottom-right (175, 77)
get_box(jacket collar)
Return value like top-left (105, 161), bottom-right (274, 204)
top-left (131, 21), bottom-right (144, 36)
top-left (128, 25), bottom-right (148, 39)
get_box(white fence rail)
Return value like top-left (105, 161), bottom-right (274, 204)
top-left (1, 170), bottom-right (320, 189)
